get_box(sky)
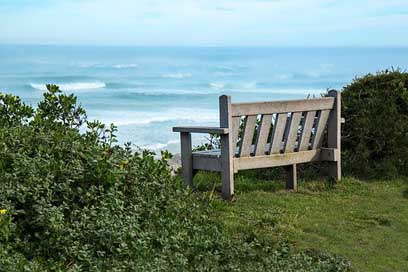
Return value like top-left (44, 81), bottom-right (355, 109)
top-left (0, 0), bottom-right (407, 46)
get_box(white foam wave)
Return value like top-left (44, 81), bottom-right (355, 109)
top-left (166, 140), bottom-right (179, 145)
top-left (76, 63), bottom-right (139, 69)
top-left (139, 143), bottom-right (168, 150)
top-left (92, 108), bottom-right (218, 126)
top-left (126, 89), bottom-right (218, 96)
top-left (210, 82), bottom-right (258, 90)
top-left (241, 82), bottom-right (258, 89)
top-left (30, 82), bottom-right (106, 91)
top-left (139, 139), bottom-right (180, 151)
top-left (210, 82), bottom-right (225, 89)
top-left (216, 64), bottom-right (247, 72)
top-left (162, 73), bottom-right (192, 79)
top-left (303, 71), bottom-right (321, 78)
top-left (77, 63), bottom-right (100, 68)
top-left (114, 114), bottom-right (217, 126)
top-left (113, 64), bottom-right (139, 69)
top-left (272, 74), bottom-right (294, 80)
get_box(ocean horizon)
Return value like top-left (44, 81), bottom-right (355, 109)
top-left (1, 45), bottom-right (407, 153)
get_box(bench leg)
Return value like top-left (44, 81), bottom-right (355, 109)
top-left (329, 161), bottom-right (341, 182)
top-left (285, 164), bottom-right (297, 191)
top-left (220, 135), bottom-right (234, 200)
top-left (221, 168), bottom-right (234, 200)
top-left (180, 132), bottom-right (194, 188)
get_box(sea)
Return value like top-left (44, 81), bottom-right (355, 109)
top-left (0, 45), bottom-right (407, 154)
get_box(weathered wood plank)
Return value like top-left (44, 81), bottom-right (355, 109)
top-left (255, 114), bottom-right (272, 156)
top-left (269, 113), bottom-right (288, 154)
top-left (239, 115), bottom-right (257, 157)
top-left (234, 148), bottom-right (337, 171)
top-left (231, 97), bottom-right (335, 117)
top-left (232, 117), bottom-right (241, 153)
top-left (327, 90), bottom-right (341, 180)
top-left (192, 156), bottom-right (221, 171)
top-left (180, 132), bottom-right (193, 187)
top-left (311, 110), bottom-right (330, 149)
top-left (298, 110), bottom-right (316, 151)
top-left (283, 112), bottom-right (302, 153)
top-left (193, 149), bottom-right (221, 158)
top-left (235, 149), bottom-right (320, 170)
top-left (173, 126), bottom-right (229, 134)
top-left (219, 95), bottom-right (234, 200)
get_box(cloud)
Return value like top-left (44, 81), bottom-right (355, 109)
top-left (0, 0), bottom-right (407, 46)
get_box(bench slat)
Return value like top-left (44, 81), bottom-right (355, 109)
top-left (298, 110), bottom-right (316, 151)
top-left (311, 110), bottom-right (330, 149)
top-left (255, 114), bottom-right (272, 156)
top-left (231, 97), bottom-right (334, 117)
top-left (232, 117), bottom-right (241, 155)
top-left (173, 126), bottom-right (229, 134)
top-left (234, 148), bottom-right (337, 171)
top-left (283, 112), bottom-right (303, 153)
top-left (269, 113), bottom-right (288, 154)
top-left (193, 156), bottom-right (221, 171)
top-left (192, 147), bottom-right (338, 172)
top-left (239, 115), bottom-right (257, 157)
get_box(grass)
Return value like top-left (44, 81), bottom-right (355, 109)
top-left (193, 170), bottom-right (408, 272)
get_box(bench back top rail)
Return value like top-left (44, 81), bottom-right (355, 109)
top-left (219, 92), bottom-right (339, 158)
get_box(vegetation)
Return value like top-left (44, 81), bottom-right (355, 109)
top-left (341, 69), bottom-right (408, 178)
top-left (2, 69), bottom-right (408, 271)
top-left (194, 172), bottom-right (408, 272)
top-left (0, 85), bottom-right (351, 271)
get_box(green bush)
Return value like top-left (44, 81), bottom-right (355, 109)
top-left (341, 70), bottom-right (408, 178)
top-left (0, 85), bottom-right (351, 271)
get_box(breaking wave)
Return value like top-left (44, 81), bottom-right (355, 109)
top-left (162, 73), bottom-right (192, 79)
top-left (30, 82), bottom-right (106, 91)
top-left (112, 64), bottom-right (139, 69)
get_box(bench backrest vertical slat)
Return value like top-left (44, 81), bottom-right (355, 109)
top-left (298, 110), bottom-right (316, 151)
top-left (269, 113), bottom-right (288, 154)
top-left (239, 115), bottom-right (257, 157)
top-left (254, 114), bottom-right (273, 156)
top-left (231, 117), bottom-right (241, 155)
top-left (311, 109), bottom-right (330, 149)
top-left (283, 112), bottom-right (303, 153)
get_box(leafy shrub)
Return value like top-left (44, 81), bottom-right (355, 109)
top-left (0, 85), bottom-right (351, 271)
top-left (341, 70), bottom-right (408, 178)
top-left (193, 133), bottom-right (220, 151)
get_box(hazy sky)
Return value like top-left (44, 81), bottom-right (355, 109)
top-left (1, 0), bottom-right (407, 46)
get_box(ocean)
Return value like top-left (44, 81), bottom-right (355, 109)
top-left (0, 45), bottom-right (407, 154)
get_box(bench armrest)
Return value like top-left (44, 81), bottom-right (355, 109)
top-left (173, 126), bottom-right (229, 134)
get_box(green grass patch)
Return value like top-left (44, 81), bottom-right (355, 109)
top-left (195, 171), bottom-right (408, 271)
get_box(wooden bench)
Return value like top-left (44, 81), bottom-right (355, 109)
top-left (173, 90), bottom-right (342, 200)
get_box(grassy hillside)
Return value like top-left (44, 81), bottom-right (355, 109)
top-left (195, 172), bottom-right (408, 271)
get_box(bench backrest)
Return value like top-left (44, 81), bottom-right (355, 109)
top-left (219, 91), bottom-right (341, 158)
